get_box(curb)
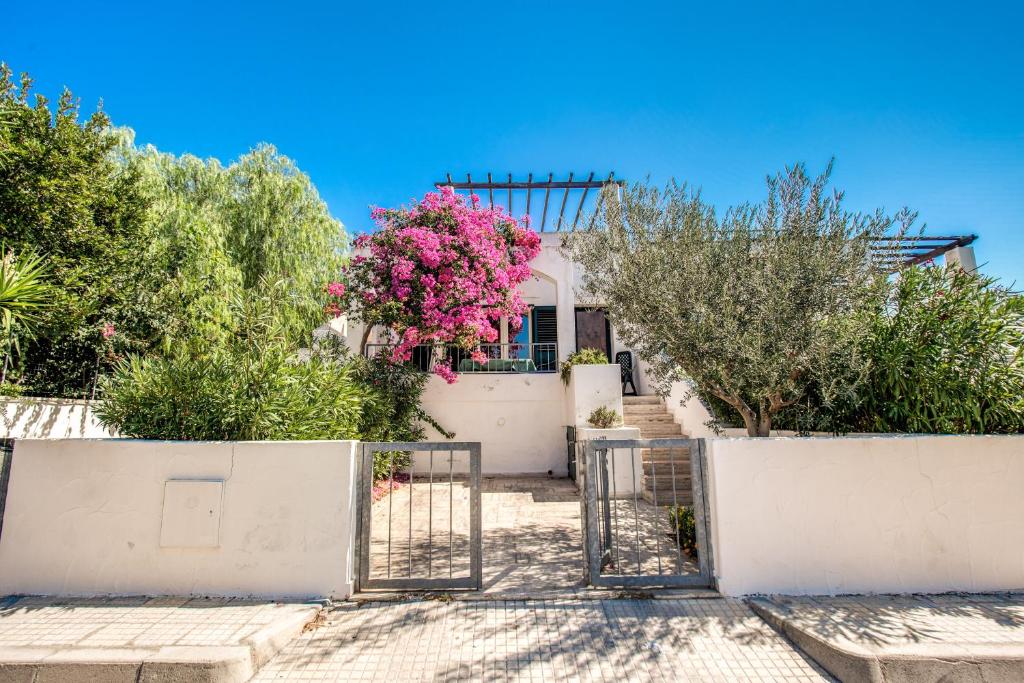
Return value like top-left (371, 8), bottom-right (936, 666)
top-left (747, 597), bottom-right (884, 682)
top-left (349, 588), bottom-right (722, 603)
top-left (747, 596), bottom-right (1024, 683)
top-left (0, 602), bottom-right (321, 683)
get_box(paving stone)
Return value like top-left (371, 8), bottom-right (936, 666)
top-left (254, 598), bottom-right (833, 681)
top-left (368, 476), bottom-right (698, 595)
top-left (0, 597), bottom-right (319, 683)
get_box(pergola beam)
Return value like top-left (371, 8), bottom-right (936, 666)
top-left (437, 171), bottom-right (622, 233)
top-left (434, 173), bottom-right (976, 269)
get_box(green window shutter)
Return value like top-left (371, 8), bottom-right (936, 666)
top-left (531, 306), bottom-right (558, 345)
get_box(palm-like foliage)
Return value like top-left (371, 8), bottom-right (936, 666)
top-left (0, 246), bottom-right (52, 353)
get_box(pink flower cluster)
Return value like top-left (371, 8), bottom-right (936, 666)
top-left (329, 186), bottom-right (540, 382)
top-left (371, 472), bottom-right (410, 501)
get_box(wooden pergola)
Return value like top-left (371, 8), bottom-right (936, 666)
top-left (436, 172), bottom-right (622, 232)
top-left (871, 234), bottom-right (978, 270)
top-left (436, 172), bottom-right (977, 269)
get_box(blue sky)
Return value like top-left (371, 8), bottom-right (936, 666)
top-left (6, 1), bottom-right (1023, 286)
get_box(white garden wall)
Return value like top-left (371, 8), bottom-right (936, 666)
top-left (664, 381), bottom-right (717, 438)
top-left (1, 398), bottom-right (115, 439)
top-left (564, 364), bottom-right (623, 428)
top-left (0, 439), bottom-right (358, 599)
top-left (416, 362), bottom-right (626, 476)
top-left (419, 373), bottom-right (567, 475)
top-left (706, 434), bottom-right (1024, 596)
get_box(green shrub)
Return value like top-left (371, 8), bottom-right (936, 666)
top-left (586, 406), bottom-right (622, 429)
top-left (709, 266), bottom-right (1024, 435)
top-left (856, 265), bottom-right (1024, 434)
top-left (96, 341), bottom-right (363, 441)
top-left (668, 505), bottom-right (696, 554)
top-left (347, 353), bottom-right (453, 480)
top-left (560, 348), bottom-right (609, 385)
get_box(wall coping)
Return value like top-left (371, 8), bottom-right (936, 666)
top-left (710, 433), bottom-right (1024, 442)
top-left (1, 397), bottom-right (98, 407)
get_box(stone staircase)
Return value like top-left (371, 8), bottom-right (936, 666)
top-left (622, 396), bottom-right (693, 506)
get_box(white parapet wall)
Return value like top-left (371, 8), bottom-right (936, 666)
top-left (419, 373), bottom-right (567, 475)
top-left (0, 439), bottom-right (358, 599)
top-left (1, 398), bottom-right (115, 439)
top-left (706, 434), bottom-right (1024, 596)
top-left (664, 381), bottom-right (718, 439)
top-left (574, 426), bottom-right (643, 495)
top-left (565, 364), bottom-right (623, 428)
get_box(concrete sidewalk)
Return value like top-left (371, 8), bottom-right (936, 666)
top-left (0, 596), bottom-right (321, 682)
top-left (749, 593), bottom-right (1024, 683)
top-left (254, 597), bottom-right (833, 681)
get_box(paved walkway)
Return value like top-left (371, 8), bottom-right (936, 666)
top-left (750, 593), bottom-right (1024, 682)
top-left (254, 598), bottom-right (833, 682)
top-left (368, 477), bottom-right (698, 595)
top-left (0, 596), bottom-right (320, 682)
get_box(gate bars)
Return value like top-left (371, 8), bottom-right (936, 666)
top-left (581, 438), bottom-right (715, 588)
top-left (356, 442), bottom-right (482, 592)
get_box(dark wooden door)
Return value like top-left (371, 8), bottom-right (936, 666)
top-left (575, 308), bottom-right (610, 358)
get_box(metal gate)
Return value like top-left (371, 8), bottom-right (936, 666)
top-left (581, 438), bottom-right (714, 588)
top-left (0, 439), bottom-right (13, 543)
top-left (356, 442), bottom-right (482, 591)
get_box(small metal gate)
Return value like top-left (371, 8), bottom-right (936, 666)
top-left (581, 438), bottom-right (714, 588)
top-left (356, 442), bottom-right (482, 592)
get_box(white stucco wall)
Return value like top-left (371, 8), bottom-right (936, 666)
top-left (517, 270), bottom-right (557, 307)
top-left (706, 434), bottom-right (1024, 596)
top-left (565, 364), bottom-right (623, 428)
top-left (419, 373), bottom-right (567, 475)
top-left (575, 426), bottom-right (643, 494)
top-left (1, 398), bottom-right (115, 439)
top-left (0, 439), bottom-right (358, 599)
top-left (665, 381), bottom-right (718, 438)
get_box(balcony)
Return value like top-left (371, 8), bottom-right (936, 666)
top-left (364, 343), bottom-right (558, 374)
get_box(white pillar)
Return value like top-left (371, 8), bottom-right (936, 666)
top-left (946, 246), bottom-right (977, 272)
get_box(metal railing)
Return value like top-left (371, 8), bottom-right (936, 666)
top-left (581, 438), bottom-right (714, 588)
top-left (357, 442), bottom-right (482, 591)
top-left (365, 343), bottom-right (557, 373)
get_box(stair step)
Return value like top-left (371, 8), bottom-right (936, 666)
top-left (623, 414), bottom-right (676, 424)
top-left (622, 395), bottom-right (662, 405)
top-left (640, 447), bottom-right (692, 457)
top-left (637, 428), bottom-right (684, 437)
top-left (642, 489), bottom-right (693, 506)
top-left (627, 424), bottom-right (682, 433)
top-left (642, 462), bottom-right (693, 473)
top-left (643, 469), bottom-right (692, 481)
top-left (642, 462), bottom-right (692, 475)
top-left (618, 405), bottom-right (667, 417)
top-left (643, 475), bottom-right (692, 487)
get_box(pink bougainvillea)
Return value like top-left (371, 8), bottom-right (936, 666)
top-left (326, 187), bottom-right (540, 382)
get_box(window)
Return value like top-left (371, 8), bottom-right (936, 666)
top-left (531, 306), bottom-right (558, 371)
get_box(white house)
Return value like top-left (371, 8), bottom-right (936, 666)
top-left (340, 172), bottom-right (980, 477)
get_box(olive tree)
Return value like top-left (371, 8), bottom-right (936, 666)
top-left (563, 163), bottom-right (911, 436)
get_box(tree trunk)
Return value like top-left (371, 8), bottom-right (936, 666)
top-left (741, 411), bottom-right (758, 437)
top-left (359, 325), bottom-right (373, 355)
top-left (742, 410), bottom-right (773, 436)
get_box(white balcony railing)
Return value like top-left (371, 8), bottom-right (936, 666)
top-left (364, 343), bottom-right (557, 374)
